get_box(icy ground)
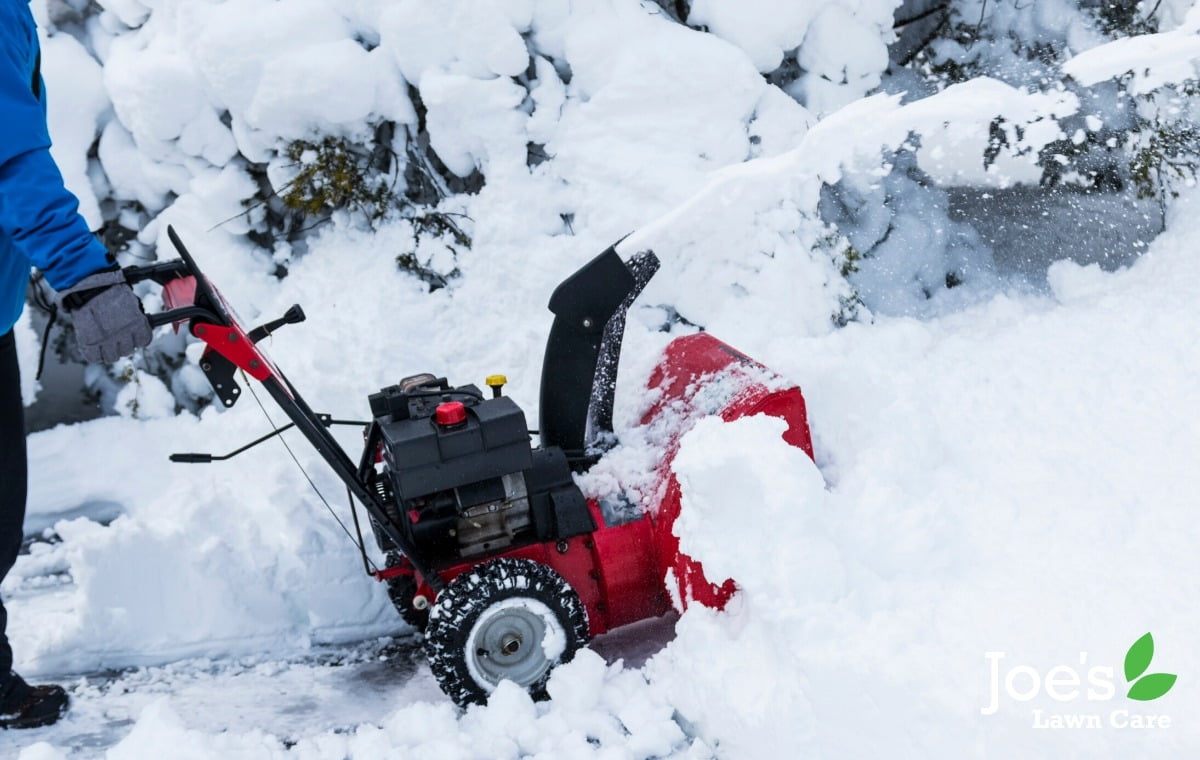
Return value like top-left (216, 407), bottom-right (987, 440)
top-left (2, 636), bottom-right (431, 755)
top-left (0, 615), bottom-right (677, 757)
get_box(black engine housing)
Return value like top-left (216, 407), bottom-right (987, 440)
top-left (367, 375), bottom-right (594, 567)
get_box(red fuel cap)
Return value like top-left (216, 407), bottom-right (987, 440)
top-left (435, 401), bottom-right (468, 427)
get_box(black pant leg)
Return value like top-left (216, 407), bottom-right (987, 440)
top-left (0, 329), bottom-right (27, 676)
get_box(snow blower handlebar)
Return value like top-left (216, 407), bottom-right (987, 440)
top-left (125, 226), bottom-right (446, 591)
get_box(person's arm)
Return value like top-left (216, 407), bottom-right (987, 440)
top-left (0, 150), bottom-right (112, 288)
top-left (0, 14), bottom-right (149, 362)
top-left (0, 14), bottom-right (110, 288)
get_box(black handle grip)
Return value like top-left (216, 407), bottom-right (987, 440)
top-left (147, 306), bottom-right (221, 329)
top-left (169, 453), bottom-right (213, 463)
top-left (123, 260), bottom-right (191, 286)
top-left (247, 304), bottom-right (306, 343)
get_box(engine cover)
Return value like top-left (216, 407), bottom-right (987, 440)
top-left (378, 392), bottom-right (533, 499)
top-left (368, 377), bottom-right (595, 565)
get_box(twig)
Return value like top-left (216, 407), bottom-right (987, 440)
top-left (207, 179), bottom-right (296, 233)
top-left (408, 138), bottom-right (453, 201)
top-left (894, 2), bottom-right (949, 28)
top-left (898, 12), bottom-right (950, 66)
top-left (967, 0), bottom-right (989, 50)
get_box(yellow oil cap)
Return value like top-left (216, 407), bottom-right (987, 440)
top-left (486, 374), bottom-right (507, 387)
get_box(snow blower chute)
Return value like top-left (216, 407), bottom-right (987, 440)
top-left (129, 226), bottom-right (813, 706)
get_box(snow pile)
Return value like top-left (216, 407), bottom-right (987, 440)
top-left (40, 0), bottom-right (828, 243)
top-left (648, 193), bottom-right (1200, 757)
top-left (35, 655), bottom-right (700, 759)
top-left (15, 413), bottom-right (398, 672)
top-left (649, 414), bottom-right (835, 756)
top-left (41, 33), bottom-right (108, 229)
top-left (14, 197), bottom-right (1200, 756)
top-left (671, 415), bottom-right (832, 609)
top-left (1063, 4), bottom-right (1200, 93)
top-left (620, 78), bottom-right (1077, 325)
top-left (689, 0), bottom-right (898, 114)
top-left (13, 311), bottom-right (41, 406)
top-left (5, 0), bottom-right (1200, 756)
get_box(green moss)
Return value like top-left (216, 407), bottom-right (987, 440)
top-left (839, 244), bottom-right (862, 277)
top-left (280, 136), bottom-right (397, 222)
top-left (276, 134), bottom-right (471, 288)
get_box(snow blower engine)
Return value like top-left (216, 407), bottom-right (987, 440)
top-left (129, 226), bottom-right (813, 707)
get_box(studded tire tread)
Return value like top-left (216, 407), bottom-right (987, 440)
top-left (424, 558), bottom-right (589, 707)
top-left (384, 553), bottom-right (430, 632)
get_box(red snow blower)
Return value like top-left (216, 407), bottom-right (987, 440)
top-left (129, 226), bottom-right (813, 706)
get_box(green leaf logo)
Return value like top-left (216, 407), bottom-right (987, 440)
top-left (1125, 633), bottom-right (1154, 681)
top-left (1129, 673), bottom-right (1177, 701)
top-left (1124, 633), bottom-right (1177, 701)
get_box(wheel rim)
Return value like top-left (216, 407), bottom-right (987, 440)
top-left (465, 597), bottom-right (566, 692)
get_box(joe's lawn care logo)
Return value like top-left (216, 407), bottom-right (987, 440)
top-left (981, 633), bottom-right (1176, 729)
top-left (1122, 633), bottom-right (1177, 701)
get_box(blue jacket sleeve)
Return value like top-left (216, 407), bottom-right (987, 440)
top-left (0, 149), bottom-right (111, 291)
top-left (0, 1), bottom-right (110, 292)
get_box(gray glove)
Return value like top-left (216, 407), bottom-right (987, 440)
top-left (58, 269), bottom-right (153, 363)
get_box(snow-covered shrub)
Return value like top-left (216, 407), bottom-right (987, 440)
top-left (29, 0), bottom-right (1200, 422)
top-left (821, 151), bottom-right (999, 316)
top-left (812, 232), bottom-right (866, 327)
top-left (278, 135), bottom-right (398, 224)
top-left (859, 0), bottom-right (1200, 308)
top-left (892, 0), bottom-right (1200, 194)
top-left (13, 5), bottom-right (1200, 755)
top-left (1092, 0), bottom-right (1163, 37)
top-left (646, 0), bottom-right (899, 116)
top-left (1126, 81), bottom-right (1200, 212)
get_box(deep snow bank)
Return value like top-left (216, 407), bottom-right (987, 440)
top-left (7, 0), bottom-right (1200, 756)
top-left (11, 186), bottom-right (1200, 760)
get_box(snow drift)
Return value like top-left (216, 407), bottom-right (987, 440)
top-left (5, 0), bottom-right (1200, 756)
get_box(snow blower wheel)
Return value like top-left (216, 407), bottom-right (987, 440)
top-left (425, 558), bottom-right (589, 706)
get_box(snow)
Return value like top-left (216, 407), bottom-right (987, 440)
top-left (112, 370), bottom-right (175, 419)
top-left (690, 0), bottom-right (898, 114)
top-left (6, 0), bottom-right (1200, 756)
top-left (94, 0), bottom-right (150, 30)
top-left (418, 72), bottom-right (530, 178)
top-left (40, 33), bottom-right (108, 230)
top-left (1063, 24), bottom-right (1200, 94)
top-left (12, 201), bottom-right (1200, 755)
top-left (97, 121), bottom-right (190, 213)
top-left (381, 1), bottom-right (531, 82)
top-left (14, 311), bottom-right (41, 406)
top-left (795, 4), bottom-right (891, 113)
top-left (671, 414), bottom-right (835, 609)
top-left (247, 40), bottom-right (381, 140)
top-left (688, 0), bottom-right (817, 72)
